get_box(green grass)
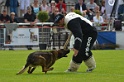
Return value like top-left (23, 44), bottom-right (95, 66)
top-left (0, 50), bottom-right (124, 82)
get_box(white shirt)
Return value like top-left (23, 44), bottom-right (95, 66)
top-left (93, 16), bottom-right (104, 24)
top-left (64, 12), bottom-right (93, 26)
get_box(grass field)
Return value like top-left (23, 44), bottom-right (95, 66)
top-left (0, 50), bottom-right (124, 82)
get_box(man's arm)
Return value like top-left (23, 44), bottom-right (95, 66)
top-left (67, 20), bottom-right (83, 51)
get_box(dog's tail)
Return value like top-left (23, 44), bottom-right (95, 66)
top-left (16, 63), bottom-right (29, 75)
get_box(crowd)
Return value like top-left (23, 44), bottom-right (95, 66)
top-left (0, 0), bottom-right (124, 50)
top-left (0, 0), bottom-right (111, 29)
top-left (0, 0), bottom-right (106, 20)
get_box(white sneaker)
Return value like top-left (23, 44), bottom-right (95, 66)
top-left (65, 68), bottom-right (77, 72)
top-left (86, 68), bottom-right (94, 72)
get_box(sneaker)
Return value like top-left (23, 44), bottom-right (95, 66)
top-left (65, 68), bottom-right (77, 72)
top-left (27, 47), bottom-right (32, 50)
top-left (86, 68), bottom-right (94, 72)
top-left (27, 48), bottom-right (32, 50)
top-left (9, 48), bottom-right (14, 50)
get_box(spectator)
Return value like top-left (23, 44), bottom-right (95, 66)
top-left (102, 9), bottom-right (108, 22)
top-left (70, 6), bottom-right (75, 12)
top-left (0, 9), bottom-right (12, 50)
top-left (24, 6), bottom-right (37, 50)
top-left (20, 0), bottom-right (30, 16)
top-left (49, 0), bottom-right (65, 3)
top-left (48, 0), bottom-right (56, 14)
top-left (40, 0), bottom-right (49, 12)
top-left (48, 7), bottom-right (59, 33)
top-left (31, 0), bottom-right (40, 15)
top-left (8, 12), bottom-right (19, 50)
top-left (0, 9), bottom-right (10, 23)
top-left (86, 0), bottom-right (98, 20)
top-left (0, 0), bottom-right (4, 13)
top-left (56, 0), bottom-right (66, 13)
top-left (10, 12), bottom-right (19, 23)
top-left (118, 0), bottom-right (124, 21)
top-left (5, 0), bottom-right (10, 14)
top-left (94, 5), bottom-right (100, 14)
top-left (48, 7), bottom-right (59, 22)
top-left (100, 0), bottom-right (105, 15)
top-left (75, 0), bottom-right (87, 15)
top-left (9, 0), bottom-right (19, 16)
top-left (93, 10), bottom-right (104, 31)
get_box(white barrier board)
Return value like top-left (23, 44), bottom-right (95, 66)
top-left (4, 28), bottom-right (39, 46)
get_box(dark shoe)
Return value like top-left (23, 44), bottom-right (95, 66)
top-left (9, 48), bottom-right (14, 50)
top-left (27, 48), bottom-right (32, 50)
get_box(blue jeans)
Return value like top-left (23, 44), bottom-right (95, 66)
top-left (10, 0), bottom-right (18, 15)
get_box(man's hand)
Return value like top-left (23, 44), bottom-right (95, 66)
top-left (30, 22), bottom-right (35, 25)
top-left (72, 48), bottom-right (79, 56)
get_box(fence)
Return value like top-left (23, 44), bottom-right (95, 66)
top-left (39, 27), bottom-right (70, 50)
top-left (0, 24), bottom-right (70, 50)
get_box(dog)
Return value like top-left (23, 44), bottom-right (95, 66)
top-left (16, 49), bottom-right (70, 75)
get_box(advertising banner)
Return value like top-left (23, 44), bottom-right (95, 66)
top-left (4, 28), bottom-right (39, 46)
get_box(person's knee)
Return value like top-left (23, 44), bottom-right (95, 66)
top-left (73, 56), bottom-right (83, 63)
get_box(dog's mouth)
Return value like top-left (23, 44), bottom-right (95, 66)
top-left (57, 49), bottom-right (70, 58)
top-left (63, 49), bottom-right (70, 57)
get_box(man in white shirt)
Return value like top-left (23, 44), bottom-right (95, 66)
top-left (54, 12), bottom-right (97, 72)
top-left (86, 0), bottom-right (98, 20)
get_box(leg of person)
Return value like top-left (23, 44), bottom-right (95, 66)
top-left (24, 0), bottom-right (30, 13)
top-left (9, 46), bottom-right (14, 50)
top-left (10, 0), bottom-right (13, 13)
top-left (66, 33), bottom-right (97, 72)
top-left (25, 0), bottom-right (30, 7)
top-left (13, 0), bottom-right (18, 16)
top-left (69, 35), bottom-right (74, 49)
top-left (65, 60), bottom-right (81, 72)
top-left (83, 32), bottom-right (97, 72)
top-left (20, 0), bottom-right (25, 16)
top-left (26, 45), bottom-right (32, 50)
top-left (66, 39), bottom-right (86, 72)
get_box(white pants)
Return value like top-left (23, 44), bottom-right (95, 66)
top-left (20, 0), bottom-right (30, 10)
top-left (69, 35), bottom-right (74, 49)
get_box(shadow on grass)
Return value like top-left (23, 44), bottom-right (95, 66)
top-left (18, 71), bottom-right (89, 76)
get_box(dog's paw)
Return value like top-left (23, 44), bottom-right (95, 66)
top-left (16, 73), bottom-right (20, 75)
top-left (49, 67), bottom-right (54, 71)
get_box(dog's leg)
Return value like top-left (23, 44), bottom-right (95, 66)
top-left (28, 67), bottom-right (36, 74)
top-left (42, 66), bottom-right (54, 74)
top-left (39, 55), bottom-right (53, 73)
top-left (41, 64), bottom-right (53, 73)
top-left (27, 67), bottom-right (32, 74)
top-left (42, 66), bottom-right (47, 74)
top-left (16, 63), bottom-right (29, 75)
top-left (48, 67), bottom-right (54, 71)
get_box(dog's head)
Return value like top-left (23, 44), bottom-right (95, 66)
top-left (57, 49), bottom-right (70, 59)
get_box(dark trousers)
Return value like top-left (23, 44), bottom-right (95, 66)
top-left (73, 31), bottom-right (97, 63)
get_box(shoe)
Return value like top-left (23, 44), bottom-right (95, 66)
top-left (9, 48), bottom-right (14, 50)
top-left (27, 48), bottom-right (32, 50)
top-left (86, 68), bottom-right (94, 72)
top-left (65, 69), bottom-right (77, 72)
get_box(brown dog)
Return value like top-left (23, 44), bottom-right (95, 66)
top-left (16, 49), bottom-right (70, 75)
